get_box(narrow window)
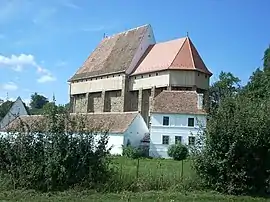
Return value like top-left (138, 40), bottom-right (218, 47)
top-left (188, 118), bottom-right (194, 127)
top-left (141, 75), bottom-right (143, 78)
top-left (188, 136), bottom-right (196, 145)
top-left (175, 136), bottom-right (182, 144)
top-left (163, 116), bottom-right (169, 126)
top-left (149, 74), bottom-right (151, 77)
top-left (156, 72), bottom-right (158, 76)
top-left (162, 135), bottom-right (170, 145)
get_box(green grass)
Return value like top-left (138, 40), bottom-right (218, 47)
top-left (0, 157), bottom-right (269, 201)
top-left (0, 190), bottom-right (269, 201)
top-left (107, 157), bottom-right (194, 192)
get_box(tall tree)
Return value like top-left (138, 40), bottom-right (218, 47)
top-left (209, 71), bottom-right (241, 114)
top-left (244, 46), bottom-right (270, 99)
top-left (30, 93), bottom-right (49, 110)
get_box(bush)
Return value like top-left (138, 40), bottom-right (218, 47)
top-left (0, 103), bottom-right (113, 191)
top-left (193, 96), bottom-right (270, 196)
top-left (122, 146), bottom-right (144, 159)
top-left (168, 144), bottom-right (188, 161)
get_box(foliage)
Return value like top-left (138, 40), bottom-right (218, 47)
top-left (193, 46), bottom-right (270, 196)
top-left (122, 145), bottom-right (144, 159)
top-left (209, 71), bottom-right (241, 114)
top-left (194, 94), bottom-right (270, 195)
top-left (243, 47), bottom-right (270, 100)
top-left (0, 100), bottom-right (14, 121)
top-left (168, 144), bottom-right (188, 161)
top-left (0, 101), bottom-right (112, 191)
top-left (30, 92), bottom-right (49, 110)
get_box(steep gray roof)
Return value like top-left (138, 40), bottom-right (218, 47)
top-left (0, 97), bottom-right (29, 130)
top-left (4, 112), bottom-right (139, 134)
top-left (69, 24), bottom-right (149, 81)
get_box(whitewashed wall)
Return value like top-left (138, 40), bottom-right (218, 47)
top-left (124, 113), bottom-right (149, 147)
top-left (149, 113), bottom-right (206, 158)
top-left (0, 114), bottom-right (149, 156)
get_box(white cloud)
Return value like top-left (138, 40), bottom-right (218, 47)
top-left (1, 82), bottom-right (18, 91)
top-left (0, 53), bottom-right (56, 83)
top-left (0, 54), bottom-right (37, 72)
top-left (37, 75), bottom-right (56, 83)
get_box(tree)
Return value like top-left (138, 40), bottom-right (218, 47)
top-left (29, 93), bottom-right (49, 110)
top-left (209, 71), bottom-right (241, 114)
top-left (168, 144), bottom-right (188, 161)
top-left (0, 101), bottom-right (14, 121)
top-left (193, 46), bottom-right (270, 196)
top-left (244, 46), bottom-right (270, 100)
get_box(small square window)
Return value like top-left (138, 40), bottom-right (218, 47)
top-left (162, 135), bottom-right (169, 145)
top-left (188, 118), bottom-right (194, 127)
top-left (163, 116), bottom-right (169, 126)
top-left (175, 136), bottom-right (182, 144)
top-left (189, 136), bottom-right (195, 145)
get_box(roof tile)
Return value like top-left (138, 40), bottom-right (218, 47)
top-left (152, 90), bottom-right (206, 114)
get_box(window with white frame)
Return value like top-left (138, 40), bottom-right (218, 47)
top-left (175, 136), bottom-right (182, 144)
top-left (188, 118), bottom-right (195, 127)
top-left (163, 116), bottom-right (169, 126)
top-left (162, 135), bottom-right (170, 145)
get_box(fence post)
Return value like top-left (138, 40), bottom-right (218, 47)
top-left (181, 160), bottom-right (184, 179)
top-left (136, 158), bottom-right (140, 179)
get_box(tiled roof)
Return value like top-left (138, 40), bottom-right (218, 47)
top-left (152, 91), bottom-right (207, 114)
top-left (131, 37), bottom-right (212, 76)
top-left (3, 112), bottom-right (139, 134)
top-left (69, 25), bottom-right (149, 81)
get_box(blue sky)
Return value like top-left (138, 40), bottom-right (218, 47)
top-left (0, 0), bottom-right (269, 105)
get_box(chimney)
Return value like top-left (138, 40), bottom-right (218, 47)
top-left (197, 93), bottom-right (204, 110)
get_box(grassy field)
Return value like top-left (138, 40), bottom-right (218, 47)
top-left (0, 157), bottom-right (268, 201)
top-left (0, 190), bottom-right (269, 201)
top-left (107, 157), bottom-right (194, 192)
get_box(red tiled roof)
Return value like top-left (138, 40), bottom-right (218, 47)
top-left (131, 37), bottom-right (212, 76)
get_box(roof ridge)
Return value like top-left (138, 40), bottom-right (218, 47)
top-left (106, 24), bottom-right (150, 39)
top-left (169, 37), bottom-right (188, 68)
top-left (186, 37), bottom-right (196, 69)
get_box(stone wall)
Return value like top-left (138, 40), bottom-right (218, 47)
top-left (88, 92), bottom-right (103, 112)
top-left (74, 93), bottom-right (87, 113)
top-left (104, 90), bottom-right (123, 112)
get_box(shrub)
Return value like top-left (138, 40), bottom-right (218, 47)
top-left (122, 146), bottom-right (144, 159)
top-left (0, 102), bottom-right (113, 191)
top-left (193, 96), bottom-right (270, 196)
top-left (168, 144), bottom-right (188, 161)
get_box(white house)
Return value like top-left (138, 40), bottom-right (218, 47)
top-left (0, 97), bottom-right (29, 130)
top-left (3, 112), bottom-right (149, 155)
top-left (149, 91), bottom-right (207, 158)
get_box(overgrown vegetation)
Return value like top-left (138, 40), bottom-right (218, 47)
top-left (168, 144), bottom-right (188, 161)
top-left (0, 102), bottom-right (112, 191)
top-left (193, 46), bottom-right (270, 196)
